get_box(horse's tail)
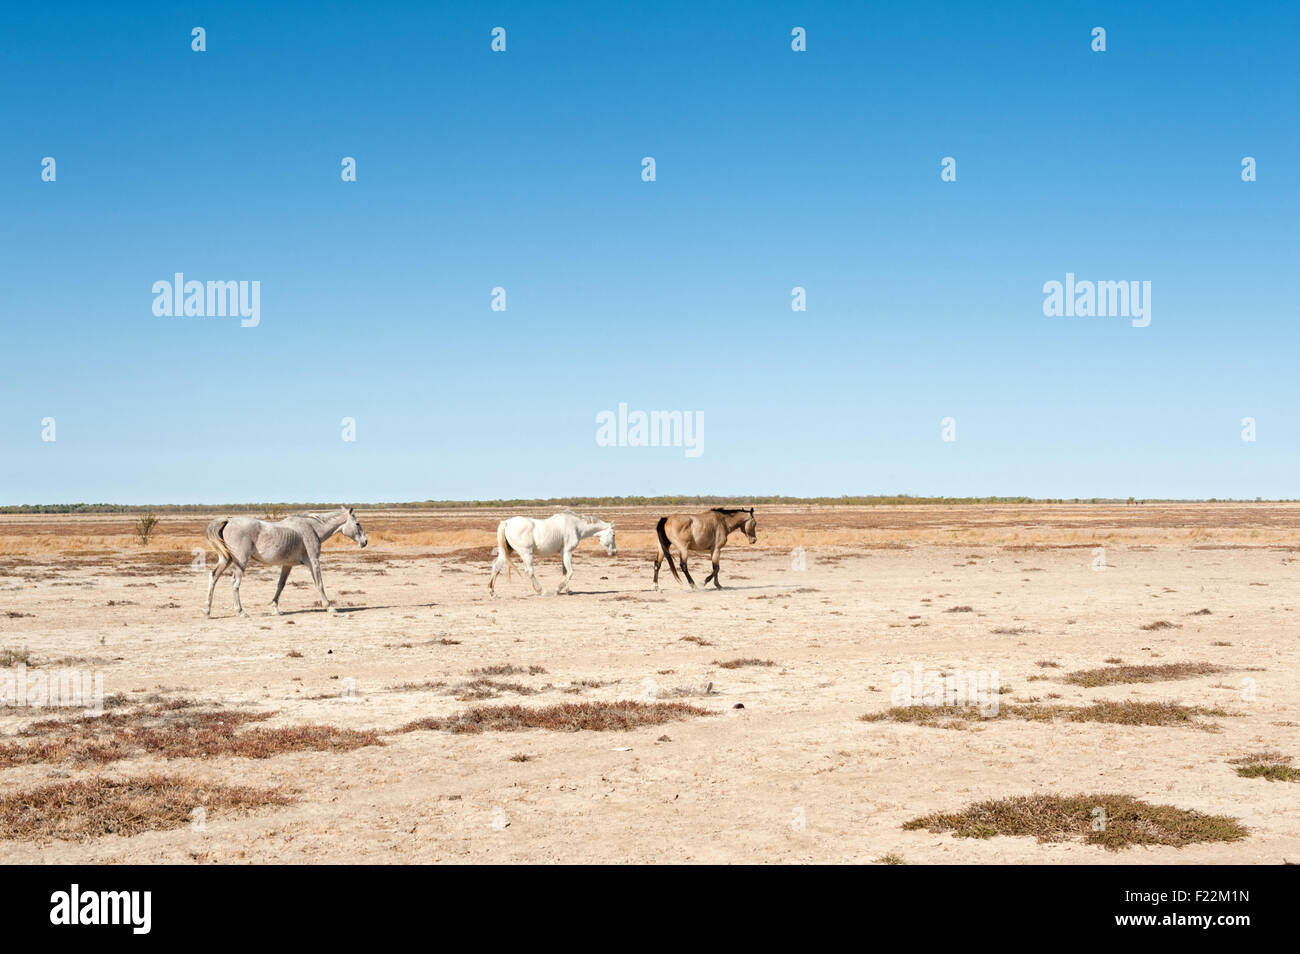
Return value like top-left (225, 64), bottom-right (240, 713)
top-left (205, 518), bottom-right (234, 566)
top-left (655, 516), bottom-right (681, 582)
top-left (496, 520), bottom-right (516, 581)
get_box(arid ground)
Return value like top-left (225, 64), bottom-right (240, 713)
top-left (2, 503), bottom-right (1298, 863)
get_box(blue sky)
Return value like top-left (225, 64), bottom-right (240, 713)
top-left (2, 1), bottom-right (1297, 504)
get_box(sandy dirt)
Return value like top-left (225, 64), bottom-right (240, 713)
top-left (1, 503), bottom-right (1298, 864)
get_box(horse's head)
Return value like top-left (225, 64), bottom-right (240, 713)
top-left (597, 522), bottom-right (617, 556)
top-left (742, 509), bottom-right (757, 543)
top-left (341, 506), bottom-right (368, 548)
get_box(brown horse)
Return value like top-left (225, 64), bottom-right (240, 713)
top-left (654, 507), bottom-right (757, 589)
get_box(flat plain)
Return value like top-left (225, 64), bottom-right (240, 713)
top-left (1, 503), bottom-right (1297, 863)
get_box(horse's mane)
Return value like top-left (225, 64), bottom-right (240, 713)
top-left (711, 507), bottom-right (753, 515)
top-left (299, 511), bottom-right (340, 523)
top-left (562, 510), bottom-right (606, 525)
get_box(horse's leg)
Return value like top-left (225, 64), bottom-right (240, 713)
top-left (231, 565), bottom-right (249, 617)
top-left (706, 546), bottom-right (723, 589)
top-left (308, 557), bottom-right (334, 612)
top-left (557, 547), bottom-right (575, 595)
top-left (653, 551), bottom-right (662, 587)
top-left (489, 551), bottom-right (504, 595)
top-left (270, 564), bottom-right (292, 613)
top-left (206, 556), bottom-right (229, 617)
top-left (520, 549), bottom-right (543, 594)
top-left (678, 548), bottom-right (697, 589)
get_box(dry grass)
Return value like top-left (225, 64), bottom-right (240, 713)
top-left (0, 701), bottom-right (383, 767)
top-left (1140, 620), bottom-right (1179, 631)
top-left (468, 664), bottom-right (547, 677)
top-left (713, 658), bottom-right (775, 669)
top-left (0, 774), bottom-right (292, 841)
top-left (15, 503), bottom-right (1300, 561)
top-left (450, 679), bottom-right (538, 701)
top-left (861, 706), bottom-right (991, 730)
top-left (1065, 700), bottom-right (1230, 727)
top-left (902, 794), bottom-right (1247, 851)
top-left (1064, 662), bottom-right (1227, 687)
top-left (397, 700), bottom-right (713, 734)
top-left (0, 646), bottom-right (35, 667)
top-left (1230, 751), bottom-right (1291, 765)
top-left (1235, 764), bottom-right (1300, 782)
top-left (862, 700), bottom-right (1229, 730)
top-left (1230, 752), bottom-right (1299, 782)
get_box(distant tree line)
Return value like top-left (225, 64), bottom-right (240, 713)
top-left (0, 495), bottom-right (1292, 514)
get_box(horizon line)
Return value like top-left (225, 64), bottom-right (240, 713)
top-left (2, 494), bottom-right (1294, 514)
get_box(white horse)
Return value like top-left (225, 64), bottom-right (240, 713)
top-left (489, 512), bottom-right (616, 596)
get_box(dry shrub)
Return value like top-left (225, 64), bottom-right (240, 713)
top-left (451, 679), bottom-right (538, 701)
top-left (1064, 700), bottom-right (1229, 727)
top-left (1065, 662), bottom-right (1227, 687)
top-left (469, 664), bottom-right (546, 676)
top-left (1230, 751), bottom-right (1291, 765)
top-left (134, 515), bottom-right (159, 545)
top-left (861, 706), bottom-right (989, 730)
top-left (398, 700), bottom-right (712, 734)
top-left (903, 794), bottom-right (1247, 850)
top-left (862, 700), bottom-right (1228, 730)
top-left (1235, 764), bottom-right (1300, 781)
top-left (0, 774), bottom-right (291, 841)
top-left (0, 646), bottom-right (35, 667)
top-left (713, 658), bottom-right (775, 669)
top-left (1230, 753), bottom-right (1299, 782)
top-left (0, 702), bottom-right (382, 767)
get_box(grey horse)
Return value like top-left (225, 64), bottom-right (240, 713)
top-left (204, 506), bottom-right (368, 617)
